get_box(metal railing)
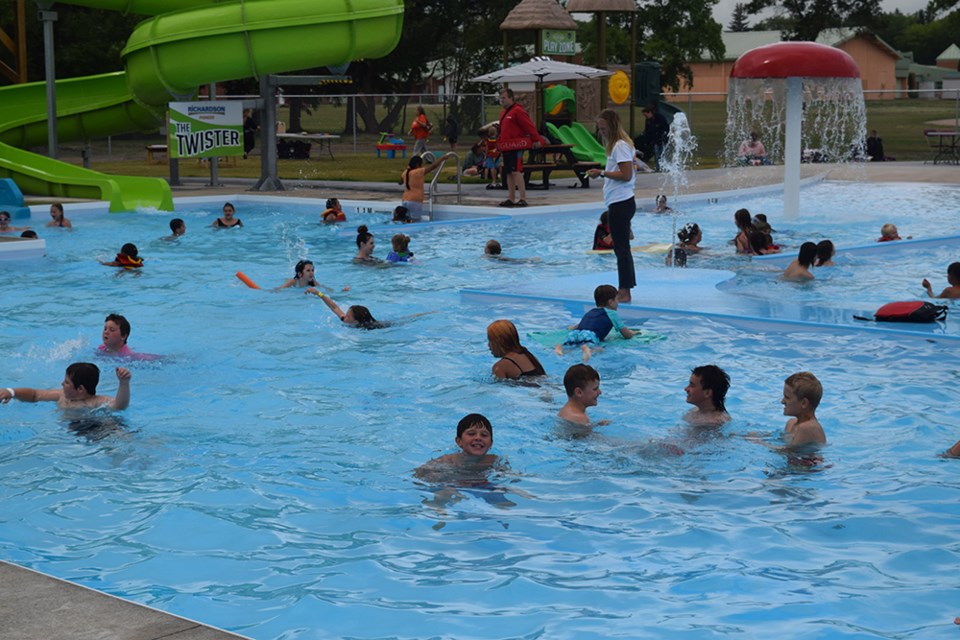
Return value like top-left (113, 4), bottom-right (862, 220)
top-left (428, 152), bottom-right (461, 217)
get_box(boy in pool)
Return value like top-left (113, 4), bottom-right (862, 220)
top-left (781, 371), bottom-right (825, 448)
top-left (558, 364), bottom-right (605, 427)
top-left (1, 362), bottom-right (131, 410)
top-left (683, 364), bottom-right (731, 427)
top-left (166, 218), bottom-right (185, 239)
top-left (415, 413), bottom-right (502, 479)
top-left (922, 262), bottom-right (960, 299)
top-left (100, 243), bottom-right (143, 268)
top-left (0, 210), bottom-right (31, 233)
top-left (555, 284), bottom-right (636, 361)
top-left (877, 223), bottom-right (902, 242)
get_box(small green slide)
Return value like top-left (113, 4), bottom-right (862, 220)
top-left (0, 0), bottom-right (404, 212)
top-left (567, 123), bottom-right (608, 164)
top-left (546, 122), bottom-right (605, 164)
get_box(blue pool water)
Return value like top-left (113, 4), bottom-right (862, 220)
top-left (1, 181), bottom-right (959, 639)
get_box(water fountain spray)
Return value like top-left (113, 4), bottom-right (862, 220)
top-left (726, 42), bottom-right (866, 219)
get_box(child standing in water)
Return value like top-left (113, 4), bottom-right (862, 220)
top-left (683, 364), bottom-right (731, 427)
top-left (781, 371), bottom-right (826, 449)
top-left (782, 242), bottom-right (817, 281)
top-left (47, 203), bottom-right (72, 228)
top-left (558, 364), bottom-right (605, 427)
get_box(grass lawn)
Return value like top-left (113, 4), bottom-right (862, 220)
top-left (65, 99), bottom-right (959, 182)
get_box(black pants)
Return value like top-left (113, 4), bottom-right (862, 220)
top-left (608, 197), bottom-right (636, 291)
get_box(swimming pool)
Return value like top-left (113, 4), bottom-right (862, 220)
top-left (1, 181), bottom-right (959, 639)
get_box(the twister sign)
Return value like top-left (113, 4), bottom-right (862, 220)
top-left (168, 102), bottom-right (243, 159)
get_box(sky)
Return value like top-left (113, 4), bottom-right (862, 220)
top-left (710, 0), bottom-right (931, 27)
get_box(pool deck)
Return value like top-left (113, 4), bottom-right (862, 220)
top-left (0, 561), bottom-right (250, 640)
top-left (4, 161), bottom-right (959, 637)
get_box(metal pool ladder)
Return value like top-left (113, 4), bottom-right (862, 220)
top-left (428, 152), bottom-right (461, 218)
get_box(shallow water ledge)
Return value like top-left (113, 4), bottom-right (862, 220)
top-left (461, 267), bottom-right (960, 342)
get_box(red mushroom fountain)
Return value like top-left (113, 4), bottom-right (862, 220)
top-left (728, 42), bottom-right (865, 219)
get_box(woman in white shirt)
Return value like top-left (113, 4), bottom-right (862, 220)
top-left (588, 109), bottom-right (637, 303)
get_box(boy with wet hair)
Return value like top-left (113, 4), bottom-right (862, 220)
top-left (555, 284), bottom-right (636, 361)
top-left (168, 218), bottom-right (185, 237)
top-left (415, 413), bottom-right (502, 480)
top-left (99, 313), bottom-right (133, 356)
top-left (683, 364), bottom-right (731, 427)
top-left (1, 362), bottom-right (131, 410)
top-left (558, 364), bottom-right (604, 426)
top-left (781, 371), bottom-right (825, 448)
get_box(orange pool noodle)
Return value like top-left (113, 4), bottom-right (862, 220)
top-left (235, 271), bottom-right (260, 289)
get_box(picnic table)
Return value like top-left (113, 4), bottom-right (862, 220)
top-left (522, 143), bottom-right (601, 189)
top-left (277, 133), bottom-right (340, 160)
top-left (923, 130), bottom-right (959, 165)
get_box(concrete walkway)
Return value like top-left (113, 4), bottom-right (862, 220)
top-left (154, 161), bottom-right (959, 204)
top-left (0, 561), bottom-right (249, 640)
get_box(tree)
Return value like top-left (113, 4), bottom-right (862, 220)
top-left (349, 0), bottom-right (519, 135)
top-left (0, 5), bottom-right (140, 85)
top-left (743, 0), bottom-right (882, 41)
top-left (729, 3), bottom-right (751, 31)
top-left (577, 0), bottom-right (725, 93)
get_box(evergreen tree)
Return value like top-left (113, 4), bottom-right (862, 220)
top-left (729, 3), bottom-right (751, 31)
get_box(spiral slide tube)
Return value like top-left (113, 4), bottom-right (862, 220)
top-left (0, 0), bottom-right (403, 212)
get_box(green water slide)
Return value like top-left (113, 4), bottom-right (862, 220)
top-left (0, 0), bottom-right (404, 212)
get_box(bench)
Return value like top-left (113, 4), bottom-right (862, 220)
top-left (376, 143), bottom-right (407, 159)
top-left (523, 161), bottom-right (601, 189)
top-left (145, 144), bottom-right (167, 163)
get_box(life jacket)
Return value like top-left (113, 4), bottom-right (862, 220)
top-left (322, 208), bottom-right (345, 222)
top-left (116, 253), bottom-right (143, 269)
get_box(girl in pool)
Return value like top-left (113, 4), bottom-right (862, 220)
top-left (47, 203), bottom-right (72, 228)
top-left (308, 289), bottom-right (383, 329)
top-left (354, 225), bottom-right (382, 264)
top-left (212, 202), bottom-right (243, 228)
top-left (275, 259), bottom-right (330, 291)
top-left (815, 240), bottom-right (835, 266)
top-left (782, 242), bottom-right (817, 281)
top-left (487, 319), bottom-right (546, 380)
top-left (653, 195), bottom-right (672, 213)
top-left (666, 222), bottom-right (703, 266)
top-left (400, 152), bottom-right (455, 221)
top-left (386, 233), bottom-right (414, 262)
top-left (733, 208), bottom-right (756, 254)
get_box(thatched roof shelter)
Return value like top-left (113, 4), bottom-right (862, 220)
top-left (565, 0), bottom-right (635, 11)
top-left (500, 0), bottom-right (577, 30)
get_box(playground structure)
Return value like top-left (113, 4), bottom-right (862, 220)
top-left (0, 0), bottom-right (404, 212)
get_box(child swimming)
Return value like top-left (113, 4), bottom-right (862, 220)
top-left (555, 284), bottom-right (636, 361)
top-left (309, 290), bottom-right (383, 329)
top-left (321, 198), bottom-right (346, 224)
top-left (47, 203), bottom-right (72, 228)
top-left (386, 233), bottom-right (414, 262)
top-left (100, 243), bottom-right (143, 269)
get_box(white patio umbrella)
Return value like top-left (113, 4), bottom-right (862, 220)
top-left (471, 58), bottom-right (613, 127)
top-left (470, 58), bottom-right (613, 84)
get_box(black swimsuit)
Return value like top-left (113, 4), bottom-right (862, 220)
top-left (215, 218), bottom-right (242, 228)
top-left (502, 355), bottom-right (545, 378)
